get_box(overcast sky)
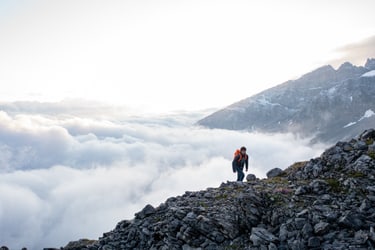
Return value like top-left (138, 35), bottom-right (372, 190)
top-left (0, 0), bottom-right (375, 112)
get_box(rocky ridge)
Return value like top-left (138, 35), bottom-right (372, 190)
top-left (54, 129), bottom-right (375, 249)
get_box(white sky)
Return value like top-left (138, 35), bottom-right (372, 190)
top-left (0, 0), bottom-right (375, 113)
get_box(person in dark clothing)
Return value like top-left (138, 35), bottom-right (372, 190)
top-left (232, 146), bottom-right (249, 181)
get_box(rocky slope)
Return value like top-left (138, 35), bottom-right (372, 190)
top-left (55, 129), bottom-right (375, 250)
top-left (198, 59), bottom-right (375, 144)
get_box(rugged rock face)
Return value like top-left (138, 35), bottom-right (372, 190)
top-left (60, 129), bottom-right (375, 250)
top-left (198, 59), bottom-right (375, 144)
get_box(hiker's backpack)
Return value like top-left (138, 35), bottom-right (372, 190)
top-left (234, 149), bottom-right (248, 162)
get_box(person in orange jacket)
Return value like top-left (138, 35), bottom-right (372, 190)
top-left (232, 146), bottom-right (249, 181)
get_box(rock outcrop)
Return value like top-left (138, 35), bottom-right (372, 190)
top-left (61, 129), bottom-right (375, 249)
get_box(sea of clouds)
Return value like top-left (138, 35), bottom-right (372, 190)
top-left (0, 101), bottom-right (326, 249)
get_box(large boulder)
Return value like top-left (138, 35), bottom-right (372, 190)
top-left (246, 174), bottom-right (257, 181)
top-left (266, 168), bottom-right (283, 178)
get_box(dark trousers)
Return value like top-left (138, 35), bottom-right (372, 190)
top-left (236, 166), bottom-right (245, 181)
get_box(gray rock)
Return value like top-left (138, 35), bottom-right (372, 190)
top-left (296, 209), bottom-right (309, 218)
top-left (368, 186), bottom-right (375, 193)
top-left (355, 141), bottom-right (368, 151)
top-left (182, 244), bottom-right (202, 250)
top-left (136, 204), bottom-right (156, 219)
top-left (359, 199), bottom-right (371, 212)
top-left (266, 168), bottom-right (283, 178)
top-left (324, 211), bottom-right (339, 223)
top-left (369, 227), bottom-right (375, 242)
top-left (246, 174), bottom-right (257, 181)
top-left (343, 143), bottom-right (353, 152)
top-left (141, 228), bottom-right (151, 236)
top-left (174, 208), bottom-right (187, 220)
top-left (353, 155), bottom-right (373, 173)
top-left (360, 129), bottom-right (375, 141)
top-left (250, 227), bottom-right (278, 246)
top-left (367, 195), bottom-right (375, 202)
top-left (308, 236), bottom-right (320, 247)
top-left (279, 224), bottom-right (288, 242)
top-left (295, 186), bottom-right (308, 196)
top-left (320, 194), bottom-right (331, 201)
top-left (339, 212), bottom-right (364, 230)
top-left (288, 239), bottom-right (305, 250)
top-left (302, 223), bottom-right (313, 239)
top-left (63, 239), bottom-right (97, 249)
top-left (354, 230), bottom-right (368, 244)
top-left (314, 221), bottom-right (330, 235)
top-left (268, 242), bottom-right (277, 250)
top-left (294, 218), bottom-right (306, 230)
top-left (309, 180), bottom-right (330, 194)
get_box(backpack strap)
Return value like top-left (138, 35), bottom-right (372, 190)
top-left (238, 154), bottom-right (248, 162)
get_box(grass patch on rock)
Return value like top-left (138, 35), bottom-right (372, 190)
top-left (366, 138), bottom-right (374, 145)
top-left (264, 177), bottom-right (289, 185)
top-left (325, 178), bottom-right (341, 193)
top-left (283, 161), bottom-right (308, 176)
top-left (348, 171), bottom-right (366, 178)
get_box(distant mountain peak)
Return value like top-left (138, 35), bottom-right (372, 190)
top-left (338, 61), bottom-right (354, 68)
top-left (198, 59), bottom-right (375, 143)
top-left (365, 58), bottom-right (375, 70)
top-left (337, 61), bottom-right (354, 71)
top-left (300, 64), bottom-right (335, 81)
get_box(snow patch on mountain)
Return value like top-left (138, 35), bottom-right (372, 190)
top-left (256, 96), bottom-right (282, 107)
top-left (343, 122), bottom-right (357, 128)
top-left (328, 86), bottom-right (337, 95)
top-left (361, 70), bottom-right (375, 77)
top-left (359, 109), bottom-right (375, 121)
top-left (344, 109), bottom-right (375, 128)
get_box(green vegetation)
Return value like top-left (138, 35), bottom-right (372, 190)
top-left (366, 138), bottom-right (374, 145)
top-left (215, 193), bottom-right (229, 200)
top-left (277, 171), bottom-right (288, 177)
top-left (283, 161), bottom-right (308, 176)
top-left (198, 202), bottom-right (208, 208)
top-left (274, 187), bottom-right (293, 194)
top-left (291, 161), bottom-right (308, 170)
top-left (326, 178), bottom-right (341, 193)
top-left (368, 151), bottom-right (375, 159)
top-left (348, 171), bottom-right (365, 178)
top-left (264, 176), bottom-right (288, 185)
top-left (266, 191), bottom-right (288, 207)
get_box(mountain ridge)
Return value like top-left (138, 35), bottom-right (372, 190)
top-left (50, 128), bottom-right (375, 250)
top-left (198, 59), bottom-right (375, 143)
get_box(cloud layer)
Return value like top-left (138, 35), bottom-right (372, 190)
top-left (0, 106), bottom-right (325, 249)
